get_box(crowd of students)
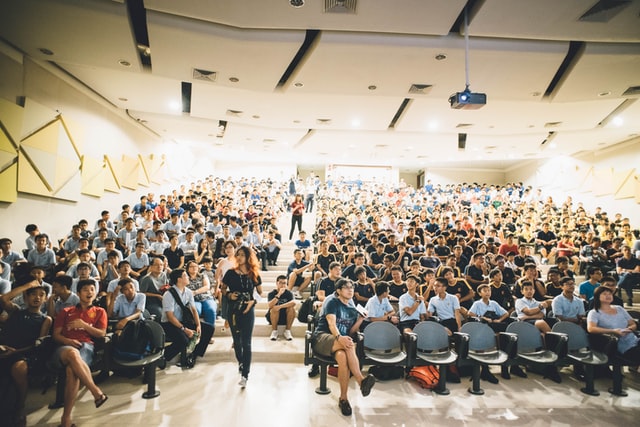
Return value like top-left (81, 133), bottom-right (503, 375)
top-left (1, 175), bottom-right (640, 423)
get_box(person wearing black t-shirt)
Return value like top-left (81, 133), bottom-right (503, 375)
top-left (267, 275), bottom-right (295, 341)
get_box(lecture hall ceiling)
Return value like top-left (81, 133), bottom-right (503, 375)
top-left (1, 0), bottom-right (639, 172)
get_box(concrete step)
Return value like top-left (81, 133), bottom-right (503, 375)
top-left (213, 315), bottom-right (308, 339)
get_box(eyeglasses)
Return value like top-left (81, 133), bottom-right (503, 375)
top-left (339, 286), bottom-right (354, 290)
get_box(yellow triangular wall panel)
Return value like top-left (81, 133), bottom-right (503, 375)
top-left (57, 120), bottom-right (80, 160)
top-left (104, 155), bottom-right (121, 193)
top-left (20, 146), bottom-right (56, 189)
top-left (17, 151), bottom-right (52, 196)
top-left (81, 155), bottom-right (104, 197)
top-left (0, 97), bottom-right (24, 144)
top-left (613, 169), bottom-right (635, 199)
top-left (21, 120), bottom-right (59, 154)
top-left (52, 171), bottom-right (80, 202)
top-left (592, 168), bottom-right (613, 196)
top-left (0, 163), bottom-right (17, 202)
top-left (59, 116), bottom-right (84, 153)
top-left (137, 154), bottom-right (150, 187)
top-left (0, 128), bottom-right (17, 155)
top-left (0, 150), bottom-right (16, 172)
top-left (121, 155), bottom-right (139, 190)
top-left (21, 98), bottom-right (57, 141)
top-left (579, 166), bottom-right (594, 193)
top-left (53, 156), bottom-right (81, 192)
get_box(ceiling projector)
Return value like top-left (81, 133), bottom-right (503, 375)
top-left (449, 90), bottom-right (486, 110)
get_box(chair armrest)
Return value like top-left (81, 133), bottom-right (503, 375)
top-left (403, 331), bottom-right (417, 360)
top-left (589, 333), bottom-right (618, 357)
top-left (498, 332), bottom-right (518, 359)
top-left (306, 314), bottom-right (315, 331)
top-left (355, 331), bottom-right (365, 361)
top-left (304, 330), bottom-right (313, 364)
top-left (453, 332), bottom-right (469, 359)
top-left (545, 332), bottom-right (568, 359)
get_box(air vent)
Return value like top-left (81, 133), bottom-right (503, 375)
top-left (374, 144), bottom-right (389, 149)
top-left (408, 84), bottom-right (433, 95)
top-left (524, 153), bottom-right (537, 157)
top-left (622, 85), bottom-right (640, 96)
top-left (193, 68), bottom-right (217, 82)
top-left (544, 121), bottom-right (562, 128)
top-left (456, 123), bottom-right (473, 129)
top-left (324, 0), bottom-right (357, 14)
top-left (226, 109), bottom-right (243, 117)
top-left (485, 145), bottom-right (497, 150)
top-left (316, 118), bottom-right (332, 125)
top-left (579, 0), bottom-right (631, 22)
top-left (263, 138), bottom-right (277, 144)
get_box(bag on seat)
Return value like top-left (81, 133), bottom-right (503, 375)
top-left (113, 319), bottom-right (157, 361)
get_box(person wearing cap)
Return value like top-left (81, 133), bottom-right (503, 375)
top-left (551, 277), bottom-right (585, 324)
top-left (0, 279), bottom-right (52, 427)
top-left (312, 278), bottom-right (376, 416)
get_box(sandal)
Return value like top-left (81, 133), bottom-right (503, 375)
top-left (95, 393), bottom-right (108, 408)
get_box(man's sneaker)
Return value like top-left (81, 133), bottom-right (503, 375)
top-left (270, 330), bottom-right (278, 341)
top-left (284, 330), bottom-right (293, 341)
top-left (238, 376), bottom-right (247, 388)
top-left (308, 364), bottom-right (320, 378)
top-left (360, 374), bottom-right (376, 397)
top-left (293, 291), bottom-right (303, 300)
top-left (338, 398), bottom-right (352, 416)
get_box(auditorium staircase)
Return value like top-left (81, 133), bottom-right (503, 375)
top-left (207, 210), bottom-right (316, 364)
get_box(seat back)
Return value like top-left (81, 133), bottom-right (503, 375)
top-left (414, 321), bottom-right (450, 352)
top-left (460, 322), bottom-right (497, 351)
top-left (363, 321), bottom-right (403, 353)
top-left (552, 321), bottom-right (589, 351)
top-left (145, 320), bottom-right (166, 353)
top-left (506, 321), bottom-right (543, 353)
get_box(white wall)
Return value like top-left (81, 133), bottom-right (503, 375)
top-left (213, 161), bottom-right (296, 183)
top-left (505, 138), bottom-right (640, 224)
top-left (0, 53), bottom-right (199, 249)
top-left (424, 168), bottom-right (506, 187)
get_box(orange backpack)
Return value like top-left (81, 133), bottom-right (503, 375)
top-left (407, 365), bottom-right (440, 389)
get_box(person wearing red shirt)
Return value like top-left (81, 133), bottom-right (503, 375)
top-left (53, 279), bottom-right (108, 427)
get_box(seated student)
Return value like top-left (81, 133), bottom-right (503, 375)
top-left (47, 275), bottom-right (79, 319)
top-left (426, 277), bottom-right (462, 335)
top-left (418, 268), bottom-right (437, 302)
top-left (287, 249), bottom-right (314, 299)
top-left (544, 268), bottom-right (563, 299)
top-left (587, 286), bottom-right (639, 361)
top-left (441, 266), bottom-right (475, 310)
top-left (108, 278), bottom-right (146, 334)
top-left (312, 278), bottom-right (375, 416)
top-left (342, 252), bottom-right (376, 282)
top-left (436, 254), bottom-right (462, 278)
top-left (294, 230), bottom-right (313, 262)
top-left (468, 283), bottom-right (512, 332)
top-left (161, 269), bottom-right (214, 369)
top-left (588, 275), bottom-right (623, 310)
top-left (66, 250), bottom-right (99, 279)
top-left (185, 260), bottom-right (217, 327)
top-left (418, 243), bottom-right (441, 270)
top-left (513, 263), bottom-right (546, 301)
top-left (398, 275), bottom-right (428, 333)
top-left (551, 277), bottom-right (585, 324)
top-left (515, 281), bottom-right (553, 334)
top-left (106, 261), bottom-right (139, 309)
top-left (616, 244), bottom-right (640, 307)
top-left (26, 234), bottom-right (56, 270)
top-left (464, 253), bottom-right (489, 293)
top-left (368, 242), bottom-right (387, 274)
top-left (125, 242), bottom-right (150, 279)
top-left (487, 268), bottom-right (514, 314)
top-left (395, 242), bottom-right (413, 272)
top-left (139, 256), bottom-right (168, 320)
top-left (363, 281), bottom-right (398, 330)
top-left (0, 280), bottom-right (52, 427)
top-left (353, 266), bottom-right (375, 306)
top-left (52, 279), bottom-right (109, 427)
top-left (554, 256), bottom-right (575, 280)
top-left (387, 266), bottom-right (407, 303)
top-left (376, 254), bottom-right (396, 282)
top-left (316, 261), bottom-right (341, 308)
top-left (267, 275), bottom-right (296, 341)
top-left (11, 265), bottom-right (52, 313)
top-left (578, 266), bottom-right (602, 302)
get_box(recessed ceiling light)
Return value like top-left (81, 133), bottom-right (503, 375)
top-left (252, 115), bottom-right (260, 119)
top-left (351, 119), bottom-right (361, 127)
top-left (294, 82), bottom-right (304, 87)
top-left (368, 85), bottom-right (377, 90)
top-left (612, 116), bottom-right (624, 126)
top-left (229, 77), bottom-right (239, 83)
top-left (549, 142), bottom-right (557, 149)
top-left (118, 59), bottom-right (131, 67)
top-left (427, 121), bottom-right (438, 131)
top-left (598, 91), bottom-right (611, 97)
top-left (435, 53), bottom-right (447, 61)
top-left (38, 48), bottom-right (53, 56)
top-left (168, 101), bottom-right (181, 111)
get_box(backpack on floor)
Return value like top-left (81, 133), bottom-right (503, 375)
top-left (368, 365), bottom-right (405, 381)
top-left (407, 365), bottom-right (440, 389)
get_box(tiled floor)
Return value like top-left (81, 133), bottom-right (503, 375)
top-left (24, 339), bottom-right (640, 427)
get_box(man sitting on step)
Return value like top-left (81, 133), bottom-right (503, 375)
top-left (267, 275), bottom-right (296, 341)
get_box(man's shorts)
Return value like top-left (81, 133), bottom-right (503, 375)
top-left (312, 333), bottom-right (337, 357)
top-left (51, 342), bottom-right (95, 369)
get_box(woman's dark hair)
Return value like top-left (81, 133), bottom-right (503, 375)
top-left (592, 285), bottom-right (613, 312)
top-left (234, 246), bottom-right (260, 284)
